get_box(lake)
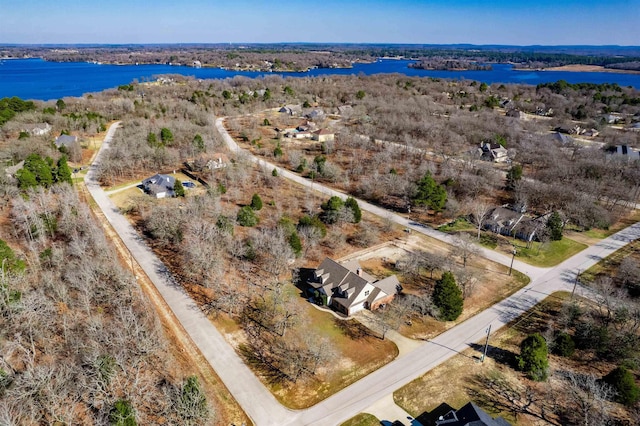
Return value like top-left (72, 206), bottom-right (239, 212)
top-left (1, 58), bottom-right (639, 101)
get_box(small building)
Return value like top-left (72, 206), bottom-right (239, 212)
top-left (23, 123), bottom-right (52, 136)
top-left (550, 132), bottom-right (574, 145)
top-left (479, 142), bottom-right (508, 163)
top-left (278, 104), bottom-right (302, 116)
top-left (312, 129), bottom-right (335, 142)
top-left (142, 174), bottom-right (176, 198)
top-left (337, 105), bottom-right (354, 116)
top-left (207, 154), bottom-right (229, 170)
top-left (435, 402), bottom-right (511, 426)
top-left (192, 60), bottom-right (202, 68)
top-left (306, 258), bottom-right (400, 316)
top-left (54, 134), bottom-right (78, 149)
top-left (305, 108), bottom-right (325, 121)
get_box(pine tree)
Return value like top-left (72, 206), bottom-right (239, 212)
top-left (506, 164), bottom-right (523, 190)
top-left (433, 271), bottom-right (463, 321)
top-left (250, 193), bottom-right (263, 211)
top-left (547, 211), bottom-right (564, 241)
top-left (345, 197), bottom-right (362, 223)
top-left (56, 155), bottom-right (72, 184)
top-left (173, 179), bottom-right (185, 197)
top-left (517, 333), bottom-right (549, 381)
top-left (413, 171), bottom-right (447, 212)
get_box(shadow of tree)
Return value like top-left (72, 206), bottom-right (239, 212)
top-left (466, 372), bottom-right (561, 426)
top-left (333, 317), bottom-right (370, 340)
top-left (469, 343), bottom-right (517, 367)
top-left (238, 343), bottom-right (290, 386)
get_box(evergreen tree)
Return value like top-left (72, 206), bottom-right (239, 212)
top-left (56, 155), bottom-right (73, 184)
top-left (320, 196), bottom-right (344, 224)
top-left (192, 134), bottom-right (205, 152)
top-left (250, 193), bottom-right (263, 211)
top-left (552, 332), bottom-right (575, 357)
top-left (517, 333), bottom-right (549, 381)
top-left (345, 197), bottom-right (362, 223)
top-left (160, 127), bottom-right (174, 144)
top-left (547, 211), bottom-right (564, 241)
top-left (603, 366), bottom-right (640, 406)
top-left (237, 206), bottom-right (259, 227)
top-left (288, 232), bottom-right (302, 257)
top-left (147, 132), bottom-right (159, 147)
top-left (173, 179), bottom-right (185, 197)
top-left (506, 164), bottom-right (523, 190)
top-left (16, 167), bottom-right (37, 190)
top-left (433, 271), bottom-right (463, 321)
top-left (23, 153), bottom-right (53, 188)
top-left (413, 171), bottom-right (447, 212)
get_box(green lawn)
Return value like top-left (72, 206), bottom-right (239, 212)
top-left (340, 413), bottom-right (380, 426)
top-left (437, 217), bottom-right (474, 233)
top-left (513, 238), bottom-right (587, 267)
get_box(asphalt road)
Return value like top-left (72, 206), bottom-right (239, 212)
top-left (86, 120), bottom-right (640, 426)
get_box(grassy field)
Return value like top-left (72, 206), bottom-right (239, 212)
top-left (340, 413), bottom-right (381, 426)
top-left (512, 238), bottom-right (588, 267)
top-left (580, 239), bottom-right (640, 283)
top-left (437, 217), bottom-right (474, 233)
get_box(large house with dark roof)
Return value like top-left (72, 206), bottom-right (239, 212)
top-left (435, 402), bottom-right (511, 426)
top-left (306, 257), bottom-right (400, 316)
top-left (142, 174), bottom-right (175, 198)
top-left (482, 206), bottom-right (549, 243)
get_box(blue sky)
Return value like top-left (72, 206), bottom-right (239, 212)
top-left (1, 0), bottom-right (638, 45)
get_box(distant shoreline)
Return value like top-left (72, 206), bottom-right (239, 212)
top-left (535, 64), bottom-right (640, 75)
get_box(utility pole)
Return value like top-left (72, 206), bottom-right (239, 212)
top-left (481, 324), bottom-right (492, 362)
top-left (571, 269), bottom-right (580, 300)
top-left (509, 248), bottom-right (516, 276)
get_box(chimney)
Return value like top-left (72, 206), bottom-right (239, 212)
top-left (357, 268), bottom-right (362, 277)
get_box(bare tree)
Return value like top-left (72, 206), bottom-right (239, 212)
top-left (452, 233), bottom-right (480, 268)
top-left (557, 371), bottom-right (615, 426)
top-left (469, 201), bottom-right (491, 240)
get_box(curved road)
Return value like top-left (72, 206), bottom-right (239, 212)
top-left (87, 121), bottom-right (640, 426)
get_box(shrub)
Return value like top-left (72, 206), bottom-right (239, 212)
top-left (552, 332), bottom-right (575, 357)
top-left (237, 206), bottom-right (259, 227)
top-left (109, 400), bottom-right (136, 426)
top-left (298, 215), bottom-right (327, 238)
top-left (288, 232), bottom-right (302, 257)
top-left (517, 333), bottom-right (549, 381)
top-left (603, 366), bottom-right (640, 406)
top-left (345, 197), bottom-right (362, 223)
